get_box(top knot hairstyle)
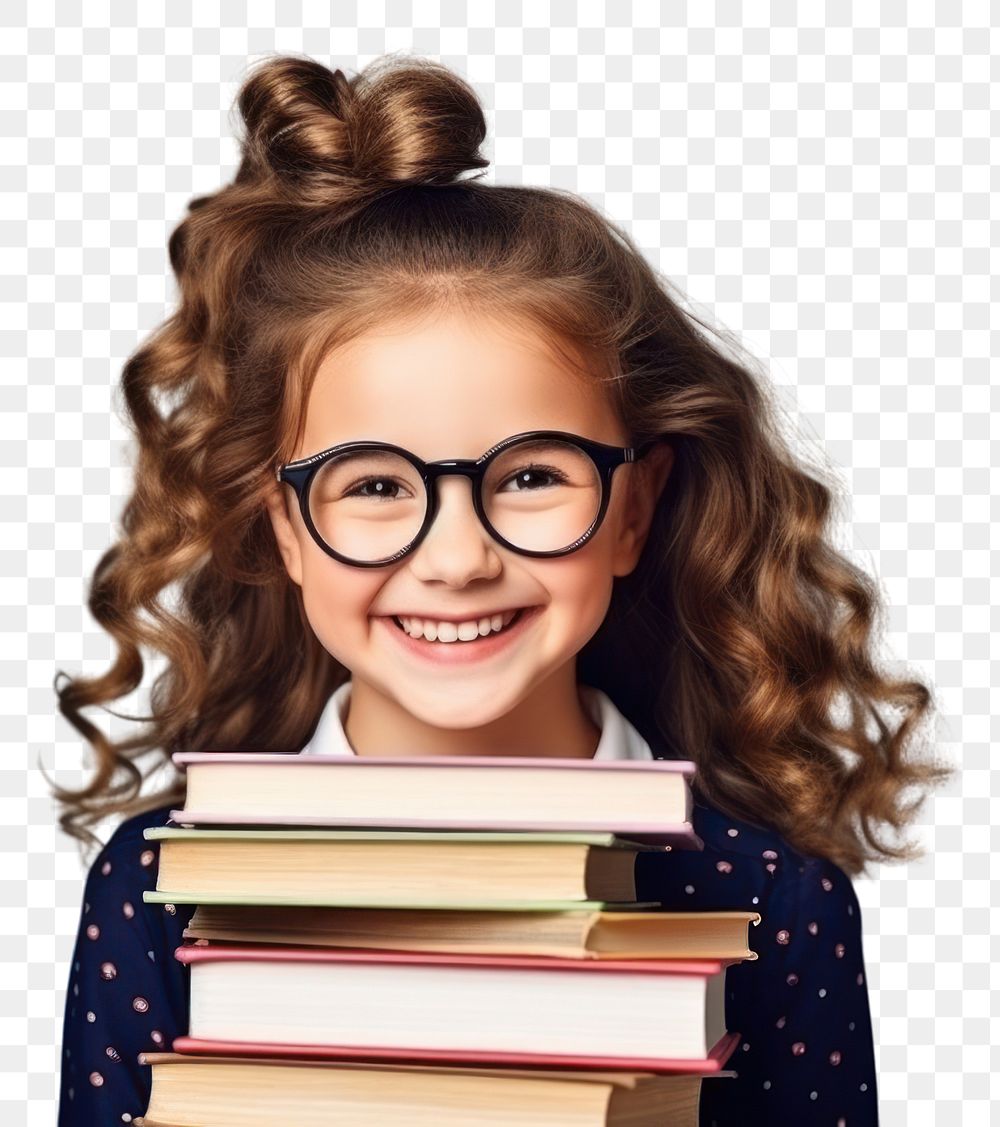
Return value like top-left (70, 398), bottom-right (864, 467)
top-left (51, 53), bottom-right (952, 870)
top-left (237, 54), bottom-right (490, 201)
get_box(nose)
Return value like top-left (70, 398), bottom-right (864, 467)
top-left (406, 475), bottom-right (502, 584)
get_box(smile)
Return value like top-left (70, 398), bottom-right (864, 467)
top-left (392, 608), bottom-right (523, 642)
top-left (378, 606), bottom-right (541, 664)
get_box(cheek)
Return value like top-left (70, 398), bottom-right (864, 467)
top-left (540, 548), bottom-right (617, 642)
top-left (296, 545), bottom-right (383, 658)
top-left (570, 569), bottom-right (616, 634)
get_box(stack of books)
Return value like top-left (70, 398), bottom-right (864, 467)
top-left (135, 751), bottom-right (761, 1126)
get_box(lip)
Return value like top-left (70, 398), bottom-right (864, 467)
top-left (376, 605), bottom-right (543, 665)
top-left (386, 609), bottom-right (522, 625)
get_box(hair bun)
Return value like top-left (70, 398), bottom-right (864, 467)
top-left (236, 54), bottom-right (490, 204)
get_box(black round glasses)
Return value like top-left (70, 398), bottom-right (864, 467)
top-left (276, 429), bottom-right (660, 568)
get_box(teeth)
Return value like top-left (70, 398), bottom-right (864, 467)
top-left (397, 609), bottom-right (520, 643)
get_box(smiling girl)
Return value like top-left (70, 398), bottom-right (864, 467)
top-left (52, 54), bottom-right (949, 1126)
top-left (265, 307), bottom-right (671, 757)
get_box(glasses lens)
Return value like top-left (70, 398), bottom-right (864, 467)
top-left (306, 439), bottom-right (603, 562)
top-left (482, 438), bottom-right (602, 552)
top-left (309, 449), bottom-right (427, 563)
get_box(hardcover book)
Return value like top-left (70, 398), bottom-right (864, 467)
top-left (169, 752), bottom-right (699, 845)
top-left (174, 944), bottom-right (744, 1068)
top-left (143, 826), bottom-right (667, 907)
top-left (136, 1051), bottom-right (735, 1126)
top-left (181, 902), bottom-right (762, 960)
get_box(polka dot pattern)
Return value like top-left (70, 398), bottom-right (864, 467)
top-left (57, 806), bottom-right (196, 1126)
top-left (58, 799), bottom-right (880, 1126)
top-left (634, 800), bottom-right (879, 1124)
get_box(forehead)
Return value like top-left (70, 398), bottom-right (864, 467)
top-left (298, 309), bottom-right (625, 459)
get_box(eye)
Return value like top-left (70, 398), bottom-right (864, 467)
top-left (498, 465), bottom-right (570, 492)
top-left (342, 477), bottom-right (408, 501)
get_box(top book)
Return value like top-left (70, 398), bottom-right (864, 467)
top-left (170, 754), bottom-right (699, 847)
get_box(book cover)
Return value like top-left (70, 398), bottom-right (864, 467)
top-left (170, 752), bottom-right (699, 846)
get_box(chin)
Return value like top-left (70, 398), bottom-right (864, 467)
top-left (391, 682), bottom-right (529, 733)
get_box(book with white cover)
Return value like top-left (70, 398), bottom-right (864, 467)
top-left (175, 944), bottom-right (743, 1068)
top-left (170, 752), bottom-right (700, 846)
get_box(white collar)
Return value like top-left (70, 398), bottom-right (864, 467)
top-left (299, 681), bottom-right (653, 761)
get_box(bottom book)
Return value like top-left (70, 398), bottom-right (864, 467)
top-left (135, 1052), bottom-right (737, 1126)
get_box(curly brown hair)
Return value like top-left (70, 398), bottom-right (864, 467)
top-left (48, 51), bottom-right (952, 874)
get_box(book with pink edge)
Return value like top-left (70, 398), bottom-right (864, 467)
top-left (172, 943), bottom-right (743, 1072)
top-left (168, 752), bottom-right (701, 847)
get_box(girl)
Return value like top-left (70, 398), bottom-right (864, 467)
top-left (52, 53), bottom-right (950, 1126)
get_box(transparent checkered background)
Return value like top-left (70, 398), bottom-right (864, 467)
top-left (3, 3), bottom-right (994, 1124)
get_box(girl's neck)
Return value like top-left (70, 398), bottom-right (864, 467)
top-left (342, 672), bottom-right (602, 760)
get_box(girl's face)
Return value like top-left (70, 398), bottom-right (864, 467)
top-left (265, 308), bottom-right (672, 743)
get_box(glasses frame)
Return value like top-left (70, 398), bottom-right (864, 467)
top-left (276, 429), bottom-right (660, 568)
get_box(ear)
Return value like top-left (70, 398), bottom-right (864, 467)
top-left (611, 442), bottom-right (674, 578)
top-left (263, 480), bottom-right (304, 587)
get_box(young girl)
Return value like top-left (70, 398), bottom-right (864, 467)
top-left (52, 53), bottom-right (950, 1126)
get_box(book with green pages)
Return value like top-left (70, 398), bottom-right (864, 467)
top-left (142, 826), bottom-right (669, 909)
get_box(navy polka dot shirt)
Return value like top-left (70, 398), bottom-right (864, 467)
top-left (58, 800), bottom-right (879, 1125)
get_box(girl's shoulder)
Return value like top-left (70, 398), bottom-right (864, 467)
top-left (638, 799), bottom-right (866, 997)
top-left (691, 797), bottom-right (843, 884)
top-left (97, 803), bottom-right (175, 865)
top-left (689, 797), bottom-right (861, 892)
top-left (688, 796), bottom-right (861, 917)
top-left (79, 804), bottom-right (177, 903)
top-left (691, 798), bottom-right (798, 862)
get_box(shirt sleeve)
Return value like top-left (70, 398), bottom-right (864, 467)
top-left (57, 812), bottom-right (194, 1126)
top-left (699, 855), bottom-right (880, 1126)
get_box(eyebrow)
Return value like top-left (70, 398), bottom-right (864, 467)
top-left (285, 430), bottom-right (598, 468)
